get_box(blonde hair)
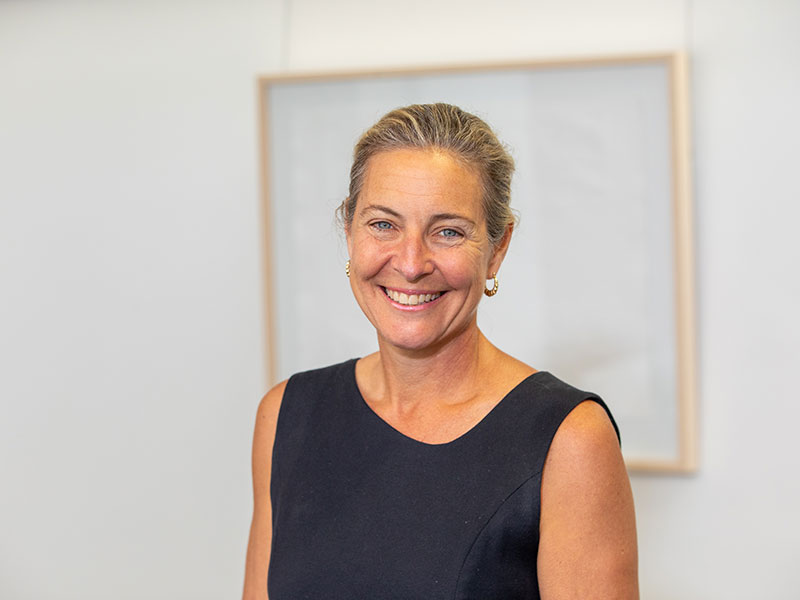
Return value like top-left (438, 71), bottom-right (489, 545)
top-left (339, 103), bottom-right (516, 247)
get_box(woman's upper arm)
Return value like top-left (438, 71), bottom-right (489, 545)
top-left (242, 380), bottom-right (288, 600)
top-left (537, 400), bottom-right (639, 600)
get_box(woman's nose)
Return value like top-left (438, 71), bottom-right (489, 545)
top-left (394, 233), bottom-right (433, 281)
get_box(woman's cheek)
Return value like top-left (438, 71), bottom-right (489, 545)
top-left (354, 240), bottom-right (392, 278)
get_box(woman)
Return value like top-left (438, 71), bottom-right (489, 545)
top-left (243, 103), bottom-right (638, 599)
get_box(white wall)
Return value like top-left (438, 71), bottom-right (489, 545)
top-left (282, 0), bottom-right (687, 69)
top-left (0, 1), bottom-right (277, 598)
top-left (633, 1), bottom-right (800, 596)
top-left (2, 1), bottom-right (798, 599)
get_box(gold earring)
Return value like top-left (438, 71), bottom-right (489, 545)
top-left (345, 259), bottom-right (351, 278)
top-left (484, 273), bottom-right (499, 297)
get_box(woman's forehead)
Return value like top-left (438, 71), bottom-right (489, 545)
top-left (359, 149), bottom-right (483, 210)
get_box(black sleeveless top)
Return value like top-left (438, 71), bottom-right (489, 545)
top-left (268, 359), bottom-right (618, 599)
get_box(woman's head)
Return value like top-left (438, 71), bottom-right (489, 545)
top-left (340, 103), bottom-right (516, 248)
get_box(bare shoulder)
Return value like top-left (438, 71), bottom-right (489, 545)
top-left (251, 379), bottom-right (289, 502)
top-left (242, 379), bottom-right (288, 600)
top-left (251, 380), bottom-right (289, 472)
top-left (255, 379), bottom-right (288, 438)
top-left (251, 380), bottom-right (289, 495)
top-left (538, 400), bottom-right (639, 599)
top-left (548, 400), bottom-right (620, 464)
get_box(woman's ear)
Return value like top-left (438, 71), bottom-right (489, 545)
top-left (488, 223), bottom-right (513, 277)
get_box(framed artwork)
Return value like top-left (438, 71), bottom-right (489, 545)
top-left (257, 54), bottom-right (697, 472)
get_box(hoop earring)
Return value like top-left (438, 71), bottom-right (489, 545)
top-left (345, 259), bottom-right (351, 278)
top-left (484, 273), bottom-right (499, 297)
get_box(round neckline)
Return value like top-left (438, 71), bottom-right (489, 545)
top-left (346, 358), bottom-right (548, 448)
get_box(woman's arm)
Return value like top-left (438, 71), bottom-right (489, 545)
top-left (538, 400), bottom-right (639, 599)
top-left (242, 380), bottom-right (287, 600)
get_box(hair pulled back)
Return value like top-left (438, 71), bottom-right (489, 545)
top-left (339, 103), bottom-right (516, 247)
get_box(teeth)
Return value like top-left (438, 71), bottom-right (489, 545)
top-left (384, 288), bottom-right (442, 306)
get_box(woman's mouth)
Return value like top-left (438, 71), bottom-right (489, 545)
top-left (382, 287), bottom-right (443, 306)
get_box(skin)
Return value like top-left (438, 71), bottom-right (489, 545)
top-left (242, 148), bottom-right (638, 599)
top-left (242, 379), bottom-right (284, 600)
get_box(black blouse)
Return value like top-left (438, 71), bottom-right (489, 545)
top-left (268, 359), bottom-right (617, 599)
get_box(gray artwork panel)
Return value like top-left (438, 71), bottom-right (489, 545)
top-left (266, 62), bottom-right (678, 463)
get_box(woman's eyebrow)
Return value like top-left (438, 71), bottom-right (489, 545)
top-left (360, 204), bottom-right (401, 217)
top-left (431, 213), bottom-right (476, 225)
top-left (360, 205), bottom-right (475, 226)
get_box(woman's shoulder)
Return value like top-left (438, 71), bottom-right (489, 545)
top-left (486, 345), bottom-right (621, 446)
top-left (255, 379), bottom-right (289, 436)
top-left (263, 358), bottom-right (361, 422)
top-left (522, 370), bottom-right (621, 443)
top-left (538, 396), bottom-right (637, 597)
top-left (284, 357), bottom-right (359, 391)
top-left (257, 358), bottom-right (359, 421)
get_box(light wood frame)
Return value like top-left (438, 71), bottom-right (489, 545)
top-left (257, 54), bottom-right (697, 473)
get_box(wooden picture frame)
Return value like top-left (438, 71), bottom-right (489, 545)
top-left (257, 54), bottom-right (697, 473)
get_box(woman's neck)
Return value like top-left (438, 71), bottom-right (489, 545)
top-left (364, 323), bottom-right (499, 411)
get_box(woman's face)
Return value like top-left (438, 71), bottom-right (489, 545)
top-left (346, 148), bottom-right (509, 353)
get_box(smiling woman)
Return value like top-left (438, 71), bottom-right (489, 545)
top-left (243, 104), bottom-right (639, 600)
top-left (346, 148), bottom-right (498, 354)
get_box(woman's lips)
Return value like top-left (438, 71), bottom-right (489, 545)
top-left (382, 286), bottom-right (444, 306)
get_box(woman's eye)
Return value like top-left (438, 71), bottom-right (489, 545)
top-left (371, 221), bottom-right (393, 231)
